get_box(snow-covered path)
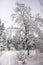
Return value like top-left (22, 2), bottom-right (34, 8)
top-left (0, 51), bottom-right (19, 65)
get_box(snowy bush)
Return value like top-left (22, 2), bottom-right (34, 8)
top-left (17, 50), bottom-right (27, 65)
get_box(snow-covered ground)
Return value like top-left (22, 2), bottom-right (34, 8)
top-left (0, 51), bottom-right (19, 65)
top-left (0, 51), bottom-right (43, 65)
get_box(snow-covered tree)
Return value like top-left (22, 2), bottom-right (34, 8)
top-left (11, 2), bottom-right (33, 50)
top-left (11, 2), bottom-right (43, 54)
top-left (0, 19), bottom-right (6, 51)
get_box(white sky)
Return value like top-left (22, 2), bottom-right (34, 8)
top-left (0, 0), bottom-right (43, 29)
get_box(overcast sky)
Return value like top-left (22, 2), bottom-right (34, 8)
top-left (0, 0), bottom-right (43, 29)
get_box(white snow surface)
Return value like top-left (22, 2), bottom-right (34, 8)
top-left (0, 51), bottom-right (19, 65)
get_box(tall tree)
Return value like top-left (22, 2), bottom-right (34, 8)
top-left (11, 2), bottom-right (33, 50)
top-left (11, 2), bottom-right (43, 54)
